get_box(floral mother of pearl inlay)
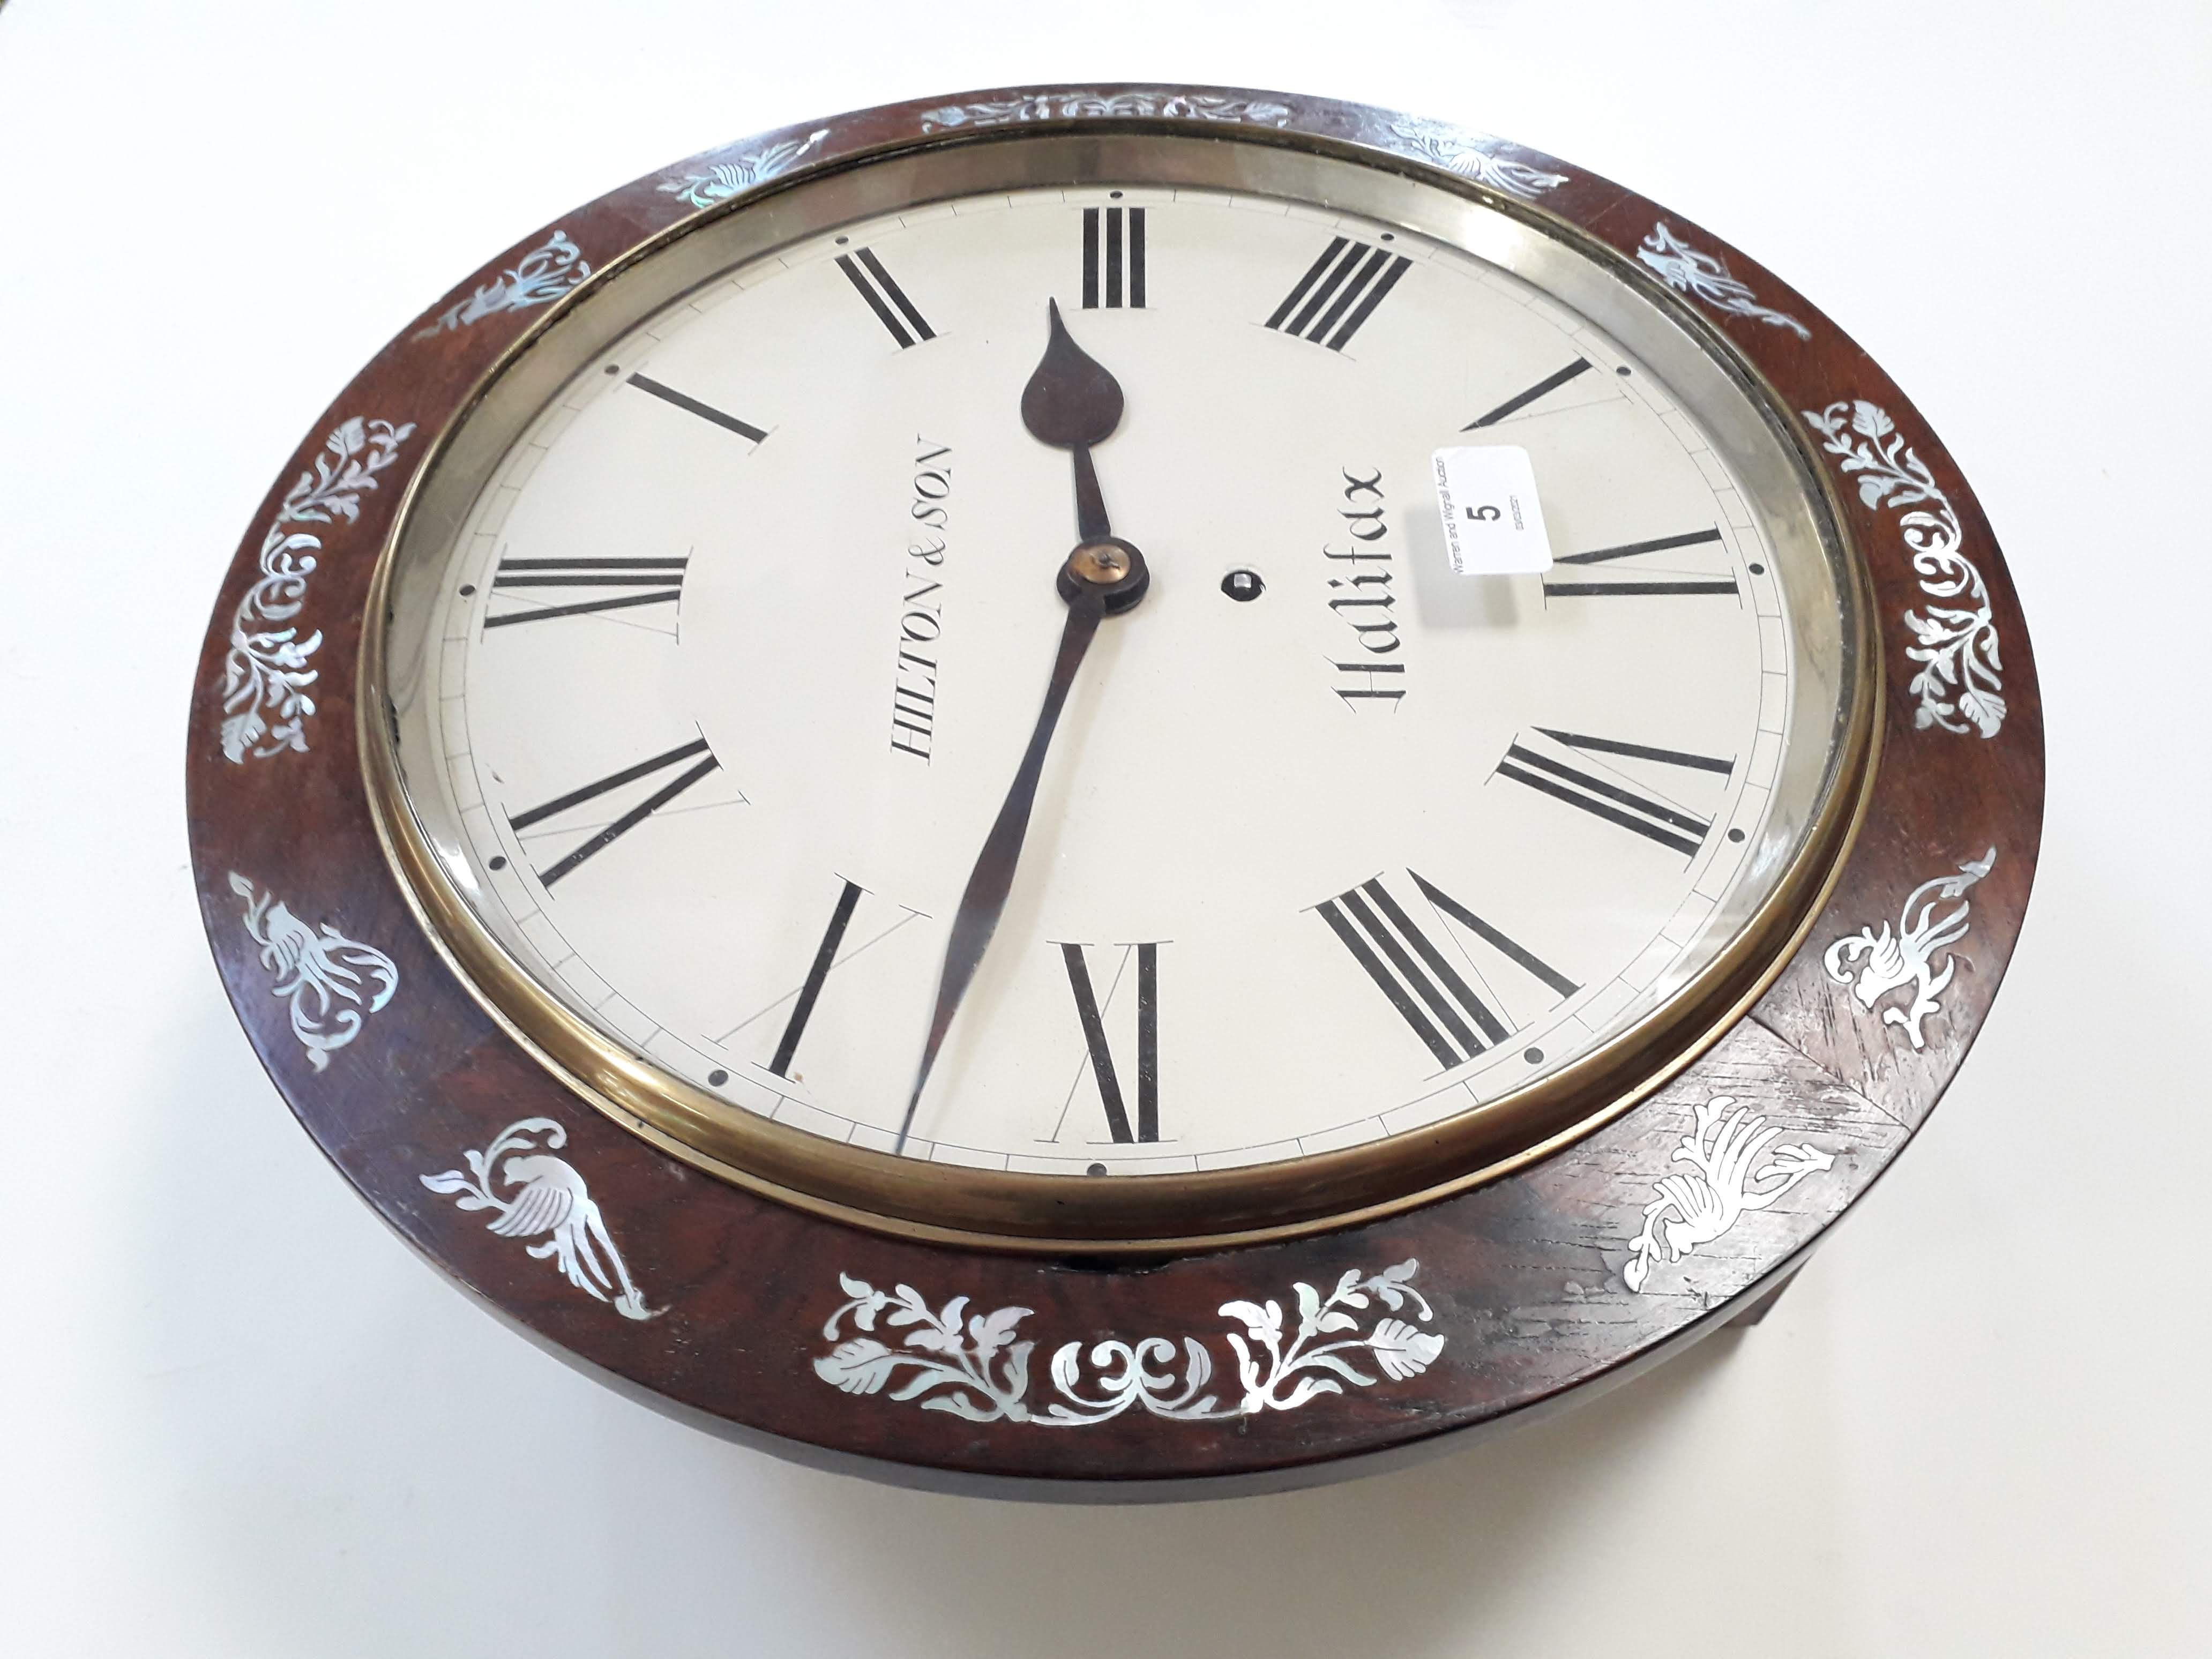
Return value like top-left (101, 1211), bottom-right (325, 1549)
top-left (219, 416), bottom-right (413, 762)
top-left (1636, 222), bottom-right (1810, 339)
top-left (658, 129), bottom-right (831, 210)
top-left (415, 230), bottom-right (592, 338)
top-left (813, 1261), bottom-right (1444, 1423)
top-left (917, 92), bottom-right (1293, 133)
top-left (1805, 399), bottom-right (2005, 739)
top-left (1384, 118), bottom-right (1568, 199)
top-left (227, 873), bottom-right (398, 1069)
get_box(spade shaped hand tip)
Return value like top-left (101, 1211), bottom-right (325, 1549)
top-left (1021, 299), bottom-right (1124, 449)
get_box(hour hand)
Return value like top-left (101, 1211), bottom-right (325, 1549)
top-left (1021, 298), bottom-right (1124, 542)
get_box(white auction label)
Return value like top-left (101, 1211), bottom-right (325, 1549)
top-left (1432, 445), bottom-right (1554, 575)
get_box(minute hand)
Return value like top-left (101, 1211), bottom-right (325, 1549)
top-left (896, 585), bottom-right (1105, 1150)
top-left (894, 300), bottom-right (1149, 1153)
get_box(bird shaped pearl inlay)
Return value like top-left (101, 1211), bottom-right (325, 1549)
top-left (421, 1118), bottom-right (656, 1319)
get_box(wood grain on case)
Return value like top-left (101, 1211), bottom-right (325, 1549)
top-left (185, 85), bottom-right (2042, 1498)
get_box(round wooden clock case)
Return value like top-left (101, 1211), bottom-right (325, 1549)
top-left (188, 86), bottom-right (2041, 1499)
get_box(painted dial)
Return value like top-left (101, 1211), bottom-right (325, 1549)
top-left (395, 178), bottom-right (1851, 1199)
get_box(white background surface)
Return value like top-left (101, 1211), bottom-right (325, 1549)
top-left (1, 2), bottom-right (2204, 1654)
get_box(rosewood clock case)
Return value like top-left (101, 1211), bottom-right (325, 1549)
top-left (188, 85), bottom-right (2041, 1499)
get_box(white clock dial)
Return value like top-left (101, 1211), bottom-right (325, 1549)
top-left (394, 177), bottom-right (1850, 1198)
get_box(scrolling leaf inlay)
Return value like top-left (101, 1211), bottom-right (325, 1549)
top-left (228, 872), bottom-right (398, 1069)
top-left (657, 129), bottom-right (830, 209)
top-left (219, 416), bottom-right (413, 762)
top-left (917, 92), bottom-right (1291, 132)
top-left (1624, 1097), bottom-right (1835, 1292)
top-left (1805, 398), bottom-right (2004, 738)
top-left (1824, 848), bottom-right (1996, 1050)
top-left (421, 1119), bottom-right (657, 1320)
top-left (1383, 119), bottom-right (1568, 199)
top-left (1636, 222), bottom-right (1810, 339)
top-left (415, 230), bottom-right (591, 338)
top-left (813, 1261), bottom-right (1443, 1424)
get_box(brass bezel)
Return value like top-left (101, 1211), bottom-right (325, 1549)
top-left (359, 122), bottom-right (1881, 1255)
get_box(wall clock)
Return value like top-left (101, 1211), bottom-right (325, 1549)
top-left (189, 85), bottom-right (2041, 1498)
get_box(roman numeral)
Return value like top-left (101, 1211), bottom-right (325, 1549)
top-left (484, 554), bottom-right (688, 629)
top-left (1409, 873), bottom-right (1581, 1000)
top-left (769, 880), bottom-right (863, 1077)
top-left (1534, 727), bottom-right (1734, 776)
top-left (1542, 527), bottom-right (1738, 598)
top-left (1265, 236), bottom-right (1412, 350)
top-left (1494, 735), bottom-right (1714, 857)
top-left (1462, 357), bottom-right (1594, 429)
top-left (836, 246), bottom-right (935, 348)
top-left (716, 880), bottom-right (925, 1067)
top-left (625, 372), bottom-right (766, 442)
top-left (509, 737), bottom-right (723, 887)
top-left (1082, 206), bottom-right (1146, 309)
top-left (1314, 874), bottom-right (1574, 1070)
top-left (1059, 942), bottom-right (1160, 1144)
